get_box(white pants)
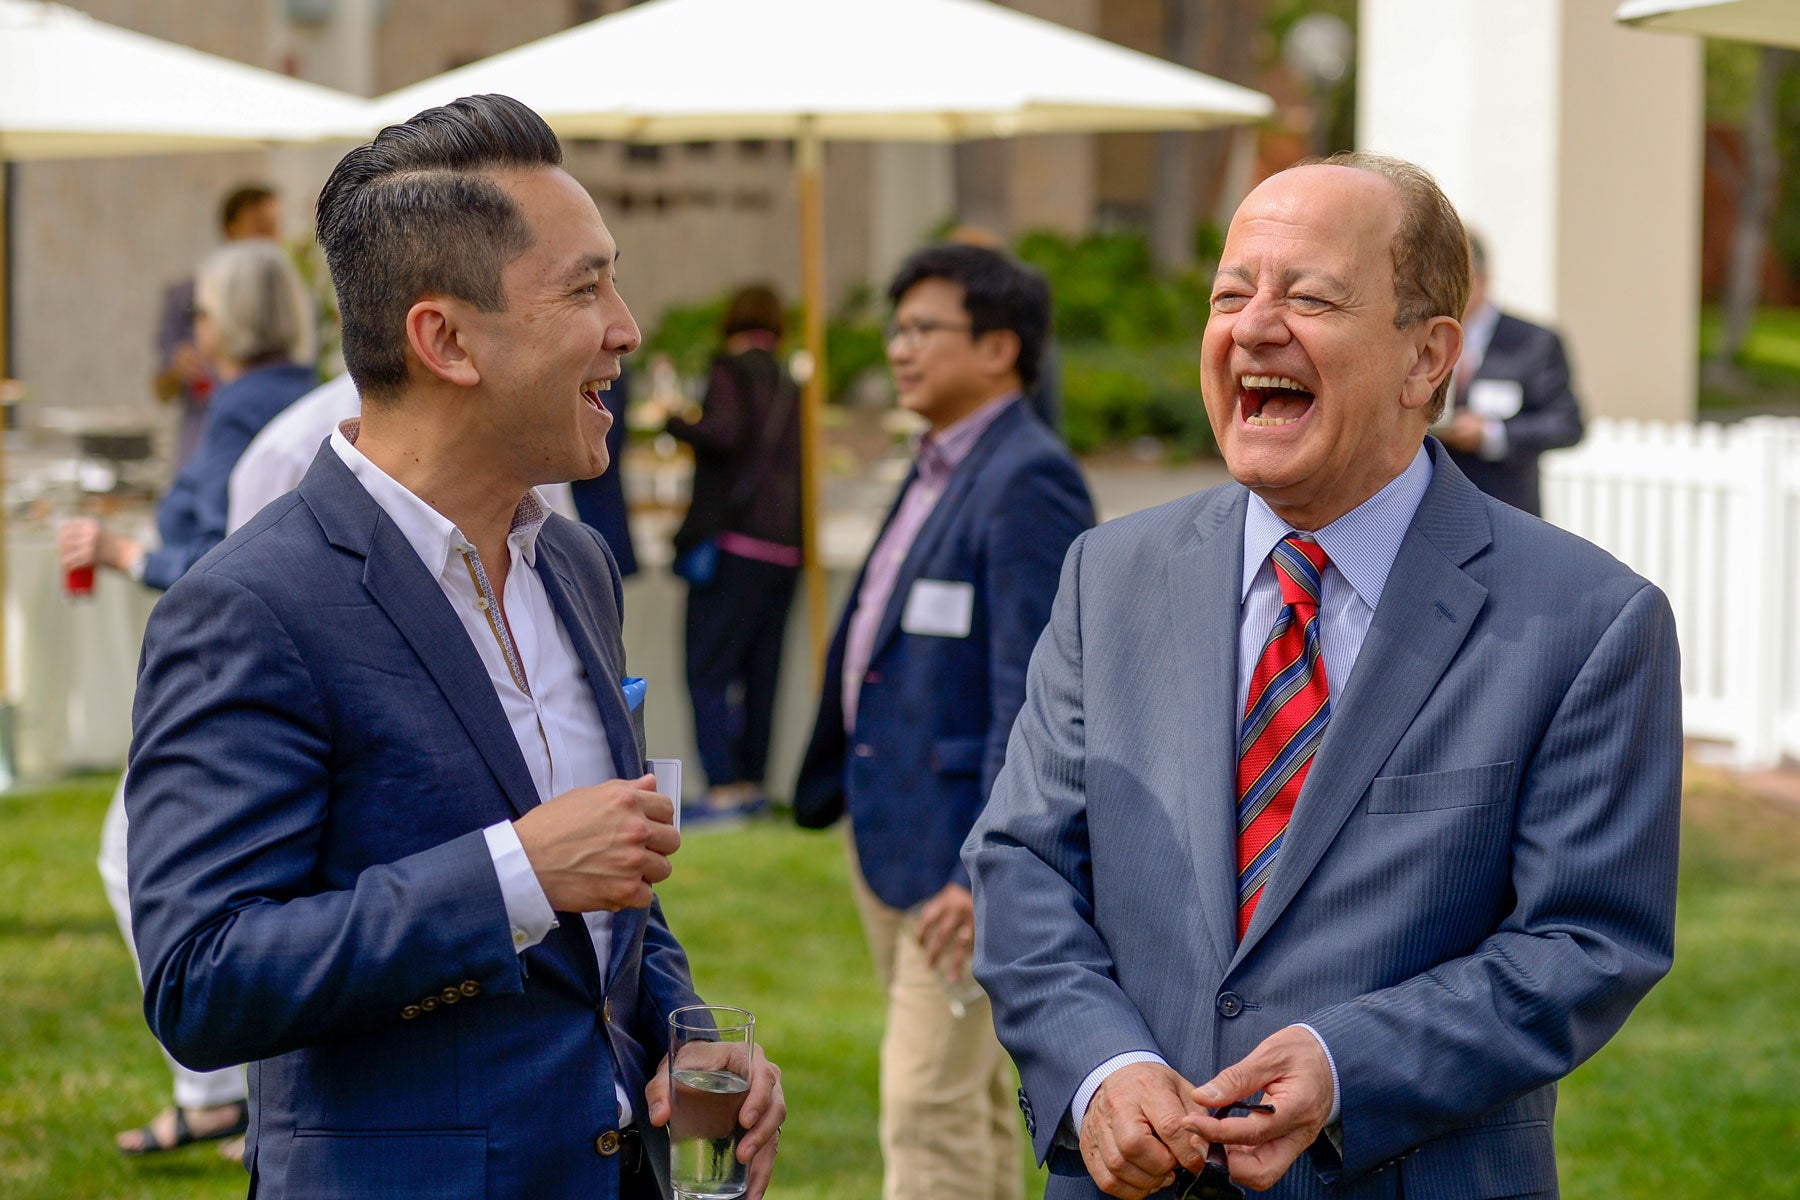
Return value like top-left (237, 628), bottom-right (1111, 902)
top-left (99, 774), bottom-right (247, 1110)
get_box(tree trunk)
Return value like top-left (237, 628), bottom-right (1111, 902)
top-left (1149, 0), bottom-right (1262, 275)
top-left (1715, 48), bottom-right (1791, 369)
top-left (1149, 1), bottom-right (1198, 274)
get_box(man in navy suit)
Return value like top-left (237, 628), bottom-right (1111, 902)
top-left (126, 95), bottom-right (783, 1199)
top-left (965, 154), bottom-right (1681, 1199)
top-left (795, 243), bottom-right (1094, 1200)
top-left (1436, 232), bottom-right (1584, 516)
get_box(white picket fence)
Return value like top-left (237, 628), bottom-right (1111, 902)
top-left (1542, 416), bottom-right (1800, 768)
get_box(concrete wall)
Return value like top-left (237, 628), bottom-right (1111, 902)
top-left (1358, 0), bottom-right (1702, 422)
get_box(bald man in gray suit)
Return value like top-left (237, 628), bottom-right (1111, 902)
top-left (965, 154), bottom-right (1681, 1200)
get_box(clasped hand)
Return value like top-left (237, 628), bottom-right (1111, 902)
top-left (513, 774), bottom-right (679, 911)
top-left (1082, 1026), bottom-right (1334, 1198)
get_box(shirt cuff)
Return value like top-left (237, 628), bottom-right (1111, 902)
top-left (1478, 417), bottom-right (1509, 462)
top-left (1292, 1022), bottom-right (1341, 1124)
top-left (1069, 1051), bottom-right (1169, 1136)
top-left (483, 821), bottom-right (557, 953)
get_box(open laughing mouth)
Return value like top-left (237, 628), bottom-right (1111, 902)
top-left (580, 378), bottom-right (613, 412)
top-left (1239, 374), bottom-right (1315, 427)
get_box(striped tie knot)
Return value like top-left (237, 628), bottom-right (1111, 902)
top-left (1270, 535), bottom-right (1327, 612)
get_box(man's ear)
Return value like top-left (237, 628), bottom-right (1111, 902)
top-left (405, 297), bottom-right (482, 388)
top-left (976, 328), bottom-right (1023, 385)
top-left (1403, 314), bottom-right (1462, 412)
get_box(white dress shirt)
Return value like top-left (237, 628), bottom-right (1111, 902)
top-left (329, 422), bottom-right (630, 1120)
top-left (229, 373), bottom-right (579, 534)
top-left (1070, 447), bottom-right (1435, 1136)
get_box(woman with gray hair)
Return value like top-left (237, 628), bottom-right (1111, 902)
top-left (56, 237), bottom-right (316, 1159)
top-left (61, 239), bottom-right (317, 588)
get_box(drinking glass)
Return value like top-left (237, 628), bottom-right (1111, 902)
top-left (667, 1005), bottom-right (755, 1199)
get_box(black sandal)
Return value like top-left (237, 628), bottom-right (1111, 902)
top-left (117, 1100), bottom-right (249, 1155)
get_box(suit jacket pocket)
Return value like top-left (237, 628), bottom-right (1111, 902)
top-left (1365, 761), bottom-right (1516, 814)
top-left (1400, 1118), bottom-right (1556, 1198)
top-left (287, 1130), bottom-right (485, 1200)
top-left (931, 736), bottom-right (985, 777)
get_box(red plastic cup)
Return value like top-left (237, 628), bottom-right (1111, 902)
top-left (65, 564), bottom-right (96, 598)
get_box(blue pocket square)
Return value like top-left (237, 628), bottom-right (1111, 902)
top-left (621, 676), bottom-right (647, 712)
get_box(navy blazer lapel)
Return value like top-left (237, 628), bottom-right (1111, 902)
top-left (1236, 445), bottom-right (1493, 958)
top-left (532, 525), bottom-right (642, 781)
top-left (300, 449), bottom-right (542, 821)
top-left (868, 402), bottom-right (1022, 661)
top-left (1167, 488), bottom-right (1251, 975)
top-left (532, 523), bottom-right (648, 985)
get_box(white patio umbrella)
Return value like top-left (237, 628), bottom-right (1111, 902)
top-left (1616, 0), bottom-right (1800, 49)
top-left (373, 0), bottom-right (1272, 666)
top-left (0, 0), bottom-right (374, 784)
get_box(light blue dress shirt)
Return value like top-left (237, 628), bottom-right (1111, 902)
top-left (1070, 445), bottom-right (1435, 1137)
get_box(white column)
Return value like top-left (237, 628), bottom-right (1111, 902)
top-left (1357, 0), bottom-right (1701, 422)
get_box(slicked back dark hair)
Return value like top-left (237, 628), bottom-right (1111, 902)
top-left (315, 94), bottom-right (564, 401)
top-left (886, 243), bottom-right (1051, 390)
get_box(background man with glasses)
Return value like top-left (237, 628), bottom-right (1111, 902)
top-left (795, 242), bottom-right (1094, 1200)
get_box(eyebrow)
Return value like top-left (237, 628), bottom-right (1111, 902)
top-left (1213, 264), bottom-right (1353, 295)
top-left (559, 252), bottom-right (615, 285)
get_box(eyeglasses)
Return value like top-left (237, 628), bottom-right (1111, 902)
top-left (1168, 1102), bottom-right (1273, 1200)
top-left (883, 318), bottom-right (973, 348)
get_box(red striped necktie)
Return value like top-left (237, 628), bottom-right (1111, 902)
top-left (1236, 535), bottom-right (1332, 940)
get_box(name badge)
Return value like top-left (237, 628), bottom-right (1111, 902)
top-left (1468, 379), bottom-right (1523, 420)
top-left (901, 579), bottom-right (975, 639)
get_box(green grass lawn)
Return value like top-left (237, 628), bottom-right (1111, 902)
top-left (2, 772), bottom-right (1795, 1198)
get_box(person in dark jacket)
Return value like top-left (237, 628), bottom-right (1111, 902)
top-left (1436, 232), bottom-right (1584, 515)
top-left (666, 285), bottom-right (803, 818)
top-left (59, 236), bottom-right (316, 1158)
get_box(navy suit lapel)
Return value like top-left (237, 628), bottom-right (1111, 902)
top-left (302, 450), bottom-right (543, 821)
top-left (868, 403), bottom-right (1021, 662)
top-left (1235, 445), bottom-right (1493, 958)
top-left (531, 524), bottom-right (648, 983)
top-left (532, 528), bottom-right (642, 780)
top-left (1168, 489), bottom-right (1250, 975)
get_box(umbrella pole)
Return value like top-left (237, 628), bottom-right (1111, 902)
top-left (797, 128), bottom-right (828, 683)
top-left (0, 162), bottom-right (13, 789)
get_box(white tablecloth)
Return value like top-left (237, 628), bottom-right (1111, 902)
top-left (4, 524), bottom-right (157, 779)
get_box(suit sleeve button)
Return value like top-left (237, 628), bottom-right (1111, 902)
top-left (1216, 992), bottom-right (1244, 1018)
top-left (461, 980), bottom-right (482, 997)
top-left (441, 987), bottom-right (461, 1004)
top-left (595, 1130), bottom-right (621, 1156)
top-left (401, 1005), bottom-right (422, 1020)
top-left (420, 996), bottom-right (439, 1013)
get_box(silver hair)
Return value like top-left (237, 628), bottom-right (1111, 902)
top-left (194, 240), bottom-right (316, 367)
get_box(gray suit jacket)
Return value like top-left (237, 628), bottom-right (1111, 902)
top-left (964, 442), bottom-right (1682, 1199)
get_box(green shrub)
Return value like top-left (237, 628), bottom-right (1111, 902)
top-left (1015, 228), bottom-right (1212, 348)
top-left (1059, 342), bottom-right (1214, 458)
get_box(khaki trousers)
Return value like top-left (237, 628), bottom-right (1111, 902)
top-left (847, 838), bottom-right (1024, 1200)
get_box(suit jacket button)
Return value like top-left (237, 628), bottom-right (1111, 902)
top-left (440, 987), bottom-right (461, 1004)
top-left (461, 980), bottom-right (481, 997)
top-left (420, 996), bottom-right (439, 1013)
top-left (596, 1130), bottom-right (622, 1156)
top-left (853, 743), bottom-right (874, 758)
top-left (401, 1005), bottom-right (422, 1020)
top-left (1216, 992), bottom-right (1244, 1018)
